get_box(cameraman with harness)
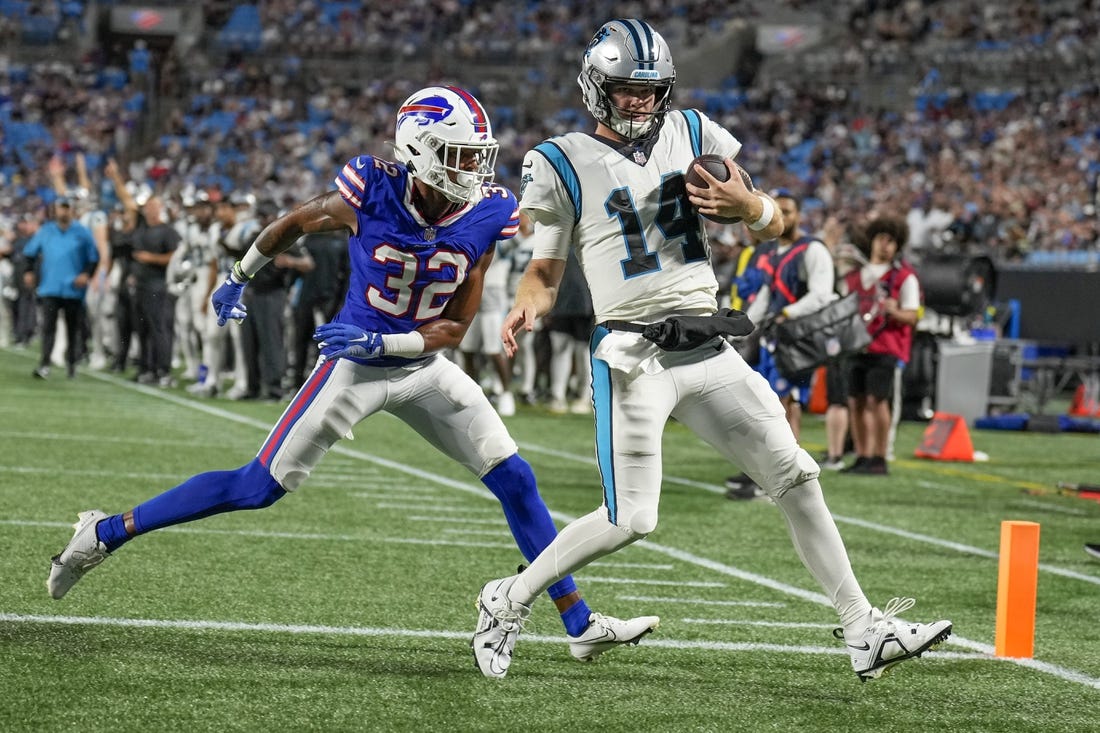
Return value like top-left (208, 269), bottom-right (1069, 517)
top-left (726, 189), bottom-right (836, 499)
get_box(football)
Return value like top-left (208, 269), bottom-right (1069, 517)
top-left (684, 154), bottom-right (755, 224)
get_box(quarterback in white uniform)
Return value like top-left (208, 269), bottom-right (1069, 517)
top-left (476, 18), bottom-right (952, 682)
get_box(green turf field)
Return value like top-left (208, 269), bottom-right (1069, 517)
top-left (2, 346), bottom-right (1099, 731)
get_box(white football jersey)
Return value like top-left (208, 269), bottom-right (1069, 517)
top-left (519, 110), bottom-right (741, 322)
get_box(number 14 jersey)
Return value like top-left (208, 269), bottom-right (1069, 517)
top-left (519, 110), bottom-right (741, 323)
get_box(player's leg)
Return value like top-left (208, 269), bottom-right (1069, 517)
top-left (862, 355), bottom-right (897, 474)
top-left (60, 300), bottom-right (82, 371)
top-left (676, 343), bottom-right (873, 627)
top-left (473, 337), bottom-right (667, 675)
top-left (509, 354), bottom-right (673, 604)
top-left (35, 296), bottom-right (61, 375)
top-left (680, 342), bottom-right (950, 679)
top-left (844, 355), bottom-right (872, 472)
top-left (46, 358), bottom-right (373, 599)
top-left (391, 356), bottom-right (594, 628)
top-left (823, 357), bottom-right (850, 469)
top-left (547, 329), bottom-right (574, 412)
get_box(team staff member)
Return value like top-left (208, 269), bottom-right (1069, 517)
top-left (23, 196), bottom-right (99, 379)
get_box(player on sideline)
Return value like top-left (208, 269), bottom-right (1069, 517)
top-left (46, 86), bottom-right (657, 670)
top-left (472, 19), bottom-right (952, 681)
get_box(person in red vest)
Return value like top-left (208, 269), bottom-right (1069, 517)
top-left (841, 216), bottom-right (921, 475)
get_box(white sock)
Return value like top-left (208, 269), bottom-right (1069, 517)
top-left (510, 508), bottom-right (638, 605)
top-left (771, 478), bottom-right (874, 634)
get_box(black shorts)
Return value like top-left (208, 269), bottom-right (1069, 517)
top-left (825, 356), bottom-right (849, 407)
top-left (847, 352), bottom-right (899, 401)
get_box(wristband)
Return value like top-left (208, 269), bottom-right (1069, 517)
top-left (230, 261), bottom-right (251, 284)
top-left (380, 331), bottom-right (426, 358)
top-left (747, 195), bottom-right (775, 232)
top-left (238, 244), bottom-right (273, 279)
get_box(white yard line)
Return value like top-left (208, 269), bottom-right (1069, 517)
top-left (620, 595), bottom-right (785, 608)
top-left (682, 618), bottom-right (836, 629)
top-left (591, 561), bottom-right (675, 570)
top-left (832, 514), bottom-right (1100, 587)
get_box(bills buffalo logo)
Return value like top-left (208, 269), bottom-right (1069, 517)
top-left (397, 96), bottom-right (454, 129)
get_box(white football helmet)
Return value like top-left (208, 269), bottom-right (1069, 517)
top-left (393, 86), bottom-right (499, 204)
top-left (578, 19), bottom-right (676, 139)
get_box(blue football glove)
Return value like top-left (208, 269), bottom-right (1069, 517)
top-left (211, 273), bottom-right (248, 326)
top-left (313, 322), bottom-right (385, 360)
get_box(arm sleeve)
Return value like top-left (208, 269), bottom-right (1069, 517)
top-left (898, 273), bottom-right (921, 311)
top-left (525, 207), bottom-right (573, 262)
top-left (334, 155), bottom-right (374, 210)
top-left (496, 199), bottom-right (520, 241)
top-left (23, 233), bottom-right (41, 259)
top-left (783, 241), bottom-right (836, 318)
top-left (698, 111), bottom-right (743, 160)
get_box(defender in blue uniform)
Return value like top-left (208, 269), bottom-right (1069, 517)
top-left (46, 87), bottom-right (658, 671)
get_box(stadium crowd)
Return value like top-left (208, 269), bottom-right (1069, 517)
top-left (3, 0), bottom-right (1100, 395)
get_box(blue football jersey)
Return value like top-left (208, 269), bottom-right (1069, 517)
top-left (328, 154), bottom-right (519, 366)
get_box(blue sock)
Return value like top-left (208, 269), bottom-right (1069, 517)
top-left (481, 454), bottom-right (591, 635)
top-left (560, 598), bottom-right (593, 637)
top-left (95, 459), bottom-right (286, 552)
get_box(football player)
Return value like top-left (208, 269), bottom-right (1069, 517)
top-left (475, 19), bottom-right (952, 681)
top-left (46, 86), bottom-right (658, 670)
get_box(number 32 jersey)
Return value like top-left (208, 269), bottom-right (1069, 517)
top-left (332, 154), bottom-right (519, 367)
top-left (519, 110), bottom-right (741, 323)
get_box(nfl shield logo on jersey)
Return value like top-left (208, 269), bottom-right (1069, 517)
top-left (633, 150), bottom-right (647, 164)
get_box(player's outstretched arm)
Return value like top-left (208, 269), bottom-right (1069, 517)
top-left (251, 191), bottom-right (355, 259)
top-left (501, 257), bottom-right (565, 358)
top-left (213, 191), bottom-right (354, 327)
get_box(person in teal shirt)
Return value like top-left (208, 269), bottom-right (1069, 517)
top-left (23, 197), bottom-right (99, 379)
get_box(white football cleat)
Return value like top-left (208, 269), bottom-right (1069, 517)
top-left (47, 510), bottom-right (111, 599)
top-left (837, 597), bottom-right (952, 681)
top-left (472, 575), bottom-right (531, 679)
top-left (568, 612), bottom-right (660, 662)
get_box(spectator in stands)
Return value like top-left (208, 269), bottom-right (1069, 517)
top-left (22, 196), bottom-right (99, 379)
